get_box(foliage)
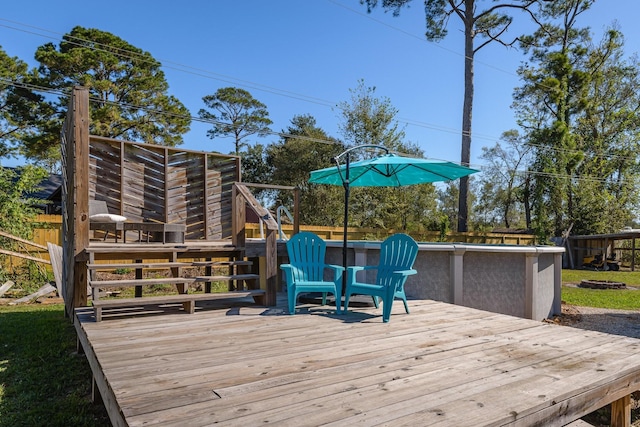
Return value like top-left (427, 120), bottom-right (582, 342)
top-left (0, 46), bottom-right (54, 161)
top-left (361, 0), bottom-right (541, 232)
top-left (266, 114), bottom-right (345, 225)
top-left (515, 1), bottom-right (593, 238)
top-left (336, 79), bottom-right (405, 151)
top-left (31, 26), bottom-right (190, 163)
top-left (0, 304), bottom-right (110, 427)
top-left (515, 1), bottom-right (640, 238)
top-left (0, 165), bottom-right (52, 290)
top-left (476, 130), bottom-right (532, 230)
top-left (0, 165), bottom-right (48, 239)
top-left (199, 87), bottom-right (272, 154)
top-left (239, 143), bottom-right (275, 205)
top-left (336, 80), bottom-right (440, 232)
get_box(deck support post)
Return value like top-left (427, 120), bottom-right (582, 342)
top-left (610, 394), bottom-right (631, 427)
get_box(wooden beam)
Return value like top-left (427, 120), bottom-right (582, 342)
top-left (293, 187), bottom-right (300, 235)
top-left (264, 228), bottom-right (278, 306)
top-left (10, 283), bottom-right (57, 304)
top-left (0, 248), bottom-right (51, 264)
top-left (240, 182), bottom-right (296, 191)
top-left (0, 281), bottom-right (14, 297)
top-left (0, 230), bottom-right (48, 250)
top-left (232, 185), bottom-right (246, 248)
top-left (47, 242), bottom-right (63, 298)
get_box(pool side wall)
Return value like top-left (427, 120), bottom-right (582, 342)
top-left (324, 242), bottom-right (564, 321)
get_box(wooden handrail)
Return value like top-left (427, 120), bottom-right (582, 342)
top-left (233, 182), bottom-right (278, 306)
top-left (233, 183), bottom-right (278, 231)
top-left (239, 182), bottom-right (300, 235)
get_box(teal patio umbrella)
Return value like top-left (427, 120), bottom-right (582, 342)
top-left (309, 144), bottom-right (479, 291)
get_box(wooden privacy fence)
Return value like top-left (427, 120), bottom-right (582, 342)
top-left (31, 215), bottom-right (536, 249)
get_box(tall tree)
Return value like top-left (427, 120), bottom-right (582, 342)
top-left (337, 80), bottom-right (439, 232)
top-left (570, 29), bottom-right (640, 234)
top-left (337, 79), bottom-right (405, 152)
top-left (34, 26), bottom-right (190, 159)
top-left (515, 0), bottom-right (593, 238)
top-left (515, 0), bottom-right (640, 238)
top-left (199, 87), bottom-right (272, 155)
top-left (361, 0), bottom-right (540, 232)
top-left (266, 114), bottom-right (345, 226)
top-left (0, 46), bottom-right (55, 161)
top-left (477, 130), bottom-right (531, 229)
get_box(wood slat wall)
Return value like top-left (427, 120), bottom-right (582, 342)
top-left (87, 136), bottom-right (240, 241)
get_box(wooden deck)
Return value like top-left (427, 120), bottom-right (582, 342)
top-left (74, 296), bottom-right (640, 426)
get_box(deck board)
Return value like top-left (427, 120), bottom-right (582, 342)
top-left (74, 296), bottom-right (640, 426)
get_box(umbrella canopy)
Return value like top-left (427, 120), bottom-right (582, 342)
top-left (308, 146), bottom-right (480, 299)
top-left (309, 153), bottom-right (479, 187)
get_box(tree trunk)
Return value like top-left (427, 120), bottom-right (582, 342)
top-left (524, 172), bottom-right (532, 230)
top-left (457, 8), bottom-right (475, 232)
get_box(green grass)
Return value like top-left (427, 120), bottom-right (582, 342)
top-left (562, 269), bottom-right (640, 310)
top-left (562, 269), bottom-right (640, 286)
top-left (0, 304), bottom-right (110, 427)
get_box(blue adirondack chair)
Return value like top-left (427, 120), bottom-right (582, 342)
top-left (280, 232), bottom-right (344, 315)
top-left (344, 233), bottom-right (418, 322)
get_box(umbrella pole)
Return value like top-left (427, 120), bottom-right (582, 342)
top-left (341, 154), bottom-right (350, 298)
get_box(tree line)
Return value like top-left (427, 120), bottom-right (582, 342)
top-left (1, 0), bottom-right (639, 243)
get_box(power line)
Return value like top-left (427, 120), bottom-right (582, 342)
top-left (4, 76), bottom-right (640, 186)
top-left (0, 18), bottom-right (508, 146)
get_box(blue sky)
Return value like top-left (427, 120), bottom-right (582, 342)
top-left (1, 1), bottom-right (638, 169)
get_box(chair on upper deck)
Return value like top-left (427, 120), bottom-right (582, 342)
top-left (89, 200), bottom-right (127, 241)
top-left (280, 232), bottom-right (344, 315)
top-left (344, 233), bottom-right (418, 323)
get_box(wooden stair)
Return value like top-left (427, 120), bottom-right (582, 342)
top-left (87, 250), bottom-right (264, 322)
top-left (92, 290), bottom-right (265, 322)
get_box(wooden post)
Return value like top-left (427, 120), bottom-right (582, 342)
top-left (135, 259), bottom-right (143, 298)
top-left (610, 394), bottom-right (631, 427)
top-left (232, 184), bottom-right (246, 249)
top-left (293, 187), bottom-right (300, 235)
top-left (69, 86), bottom-right (90, 313)
top-left (264, 227), bottom-right (277, 306)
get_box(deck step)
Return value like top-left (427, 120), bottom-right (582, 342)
top-left (87, 260), bottom-right (253, 270)
top-left (194, 274), bottom-right (259, 282)
top-left (89, 277), bottom-right (197, 288)
top-left (89, 274), bottom-right (259, 289)
top-left (92, 290), bottom-right (266, 321)
top-left (191, 260), bottom-right (253, 267)
top-left (87, 262), bottom-right (194, 270)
